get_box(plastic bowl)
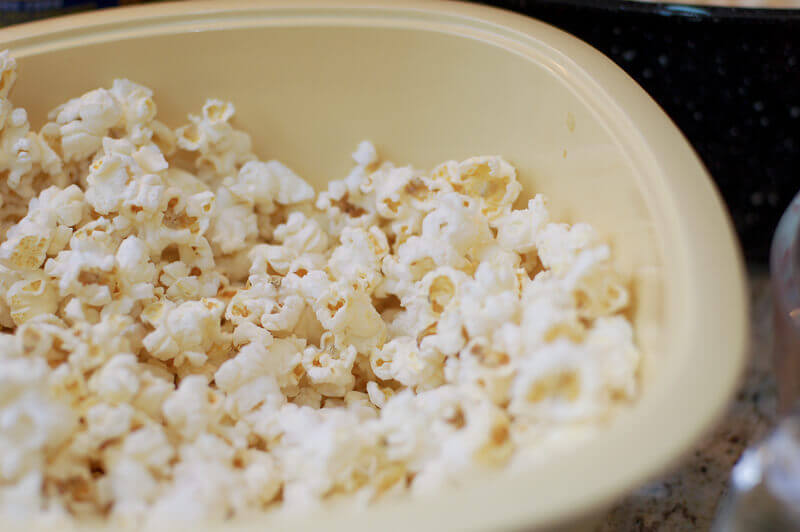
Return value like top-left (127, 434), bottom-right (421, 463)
top-left (0, 1), bottom-right (748, 531)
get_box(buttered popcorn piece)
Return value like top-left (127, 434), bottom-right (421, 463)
top-left (0, 50), bottom-right (643, 529)
top-left (0, 184), bottom-right (85, 271)
top-left (140, 297), bottom-right (228, 366)
top-left (0, 53), bottom-right (66, 200)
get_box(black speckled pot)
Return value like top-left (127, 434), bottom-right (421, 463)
top-left (477, 0), bottom-right (800, 264)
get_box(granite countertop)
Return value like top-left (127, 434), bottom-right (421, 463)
top-left (599, 271), bottom-right (777, 531)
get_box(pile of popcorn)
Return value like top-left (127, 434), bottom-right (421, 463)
top-left (0, 50), bottom-right (641, 527)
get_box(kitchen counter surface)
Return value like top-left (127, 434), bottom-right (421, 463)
top-left (599, 271), bottom-right (777, 531)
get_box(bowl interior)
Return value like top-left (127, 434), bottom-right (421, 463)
top-left (1, 2), bottom-right (746, 530)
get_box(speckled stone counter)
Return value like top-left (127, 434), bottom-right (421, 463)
top-left (598, 272), bottom-right (777, 531)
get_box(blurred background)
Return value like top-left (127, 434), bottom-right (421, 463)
top-left (0, 0), bottom-right (158, 26)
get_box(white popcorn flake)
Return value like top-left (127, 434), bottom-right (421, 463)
top-left (302, 333), bottom-right (357, 398)
top-left (352, 140), bottom-right (378, 168)
top-left (115, 235), bottom-right (156, 288)
top-left (113, 424), bottom-right (174, 475)
top-left (231, 160), bottom-right (314, 208)
top-left (458, 256), bottom-right (521, 340)
top-left (85, 147), bottom-right (133, 215)
top-left (86, 403), bottom-right (133, 445)
top-left (87, 353), bottom-right (142, 405)
top-left (5, 271), bottom-right (59, 325)
top-left (44, 218), bottom-right (120, 307)
top-left (0, 50), bottom-right (17, 99)
top-left (53, 88), bottom-right (123, 162)
top-left (141, 297), bottom-right (228, 367)
top-left (0, 185), bottom-right (86, 271)
top-left (242, 450), bottom-right (282, 505)
top-left (495, 194), bottom-right (550, 253)
top-left (274, 211), bottom-right (329, 255)
top-left (433, 155), bottom-right (521, 221)
top-left (0, 356), bottom-right (77, 482)
top-left (536, 222), bottom-right (599, 274)
top-left (163, 375), bottom-right (222, 440)
top-left (175, 98), bottom-right (256, 186)
top-left (370, 336), bottom-right (443, 390)
top-left (0, 92), bottom-right (68, 199)
top-left (314, 280), bottom-right (386, 354)
top-left (328, 226), bottom-right (388, 292)
top-left (109, 79), bottom-right (158, 145)
top-left (106, 458), bottom-right (158, 525)
top-left (215, 335), bottom-right (304, 399)
top-left (0, 53), bottom-right (642, 527)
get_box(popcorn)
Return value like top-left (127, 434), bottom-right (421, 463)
top-left (4, 271), bottom-right (58, 325)
top-left (163, 375), bottom-right (223, 440)
top-left (231, 160), bottom-right (314, 208)
top-left (45, 218), bottom-right (120, 307)
top-left (458, 256), bottom-right (521, 340)
top-left (109, 235), bottom-right (156, 313)
top-left (433, 155), bottom-right (521, 220)
top-left (159, 260), bottom-right (221, 302)
top-left (327, 226), bottom-right (389, 292)
top-left (85, 141), bottom-right (136, 215)
top-left (0, 356), bottom-right (77, 482)
top-left (585, 316), bottom-right (640, 399)
top-left (314, 280), bottom-right (386, 354)
top-left (420, 191), bottom-right (493, 260)
top-left (445, 337), bottom-right (515, 406)
top-left (207, 183), bottom-right (256, 255)
top-left (366, 381), bottom-right (395, 409)
top-left (274, 211), bottom-right (330, 255)
top-left (175, 99), bottom-right (256, 185)
top-left (87, 354), bottom-right (141, 405)
top-left (140, 297), bottom-right (228, 367)
top-left (352, 140), bottom-right (378, 168)
top-left (0, 58), bottom-right (67, 199)
top-left (106, 458), bottom-right (159, 525)
top-left (271, 405), bottom-right (382, 508)
top-left (535, 222), bottom-right (599, 274)
top-left (370, 336), bottom-right (444, 390)
top-left (51, 88), bottom-right (122, 162)
top-left (215, 336), bottom-right (305, 399)
top-left (108, 79), bottom-right (158, 145)
top-left (0, 59), bottom-right (642, 527)
top-left (495, 194), bottom-right (550, 253)
top-left (111, 424), bottom-right (174, 475)
top-left (0, 50), bottom-right (17, 99)
top-left (0, 185), bottom-right (85, 271)
top-left (87, 403), bottom-right (134, 446)
top-left (241, 450), bottom-right (282, 505)
top-left (519, 272), bottom-right (584, 349)
top-left (315, 147), bottom-right (382, 240)
top-left (68, 314), bottom-right (142, 372)
top-left (508, 339), bottom-right (596, 422)
top-left (302, 333), bottom-right (358, 397)
top-left (130, 365), bottom-right (174, 421)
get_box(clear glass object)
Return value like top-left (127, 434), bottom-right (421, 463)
top-left (771, 191), bottom-right (800, 414)
top-left (713, 415), bottom-right (800, 531)
top-left (712, 206), bottom-right (800, 531)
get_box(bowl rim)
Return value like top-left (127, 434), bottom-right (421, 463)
top-left (0, 2), bottom-right (749, 531)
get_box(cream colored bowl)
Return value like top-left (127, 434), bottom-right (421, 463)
top-left (0, 1), bottom-right (747, 531)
